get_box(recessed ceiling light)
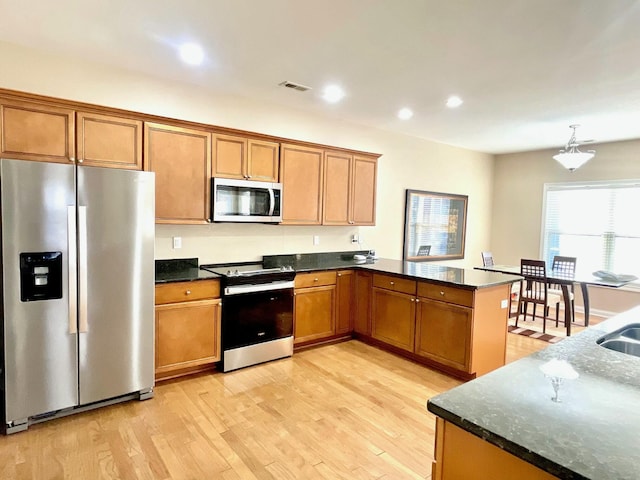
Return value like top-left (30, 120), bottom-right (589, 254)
top-left (398, 108), bottom-right (413, 120)
top-left (446, 95), bottom-right (463, 108)
top-left (179, 42), bottom-right (205, 66)
top-left (322, 84), bottom-right (346, 103)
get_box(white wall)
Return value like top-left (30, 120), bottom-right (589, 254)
top-left (1, 40), bottom-right (495, 266)
top-left (492, 139), bottom-right (640, 314)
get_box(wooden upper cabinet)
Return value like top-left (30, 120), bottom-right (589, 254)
top-left (212, 134), bottom-right (279, 182)
top-left (0, 98), bottom-right (75, 164)
top-left (76, 111), bottom-right (142, 169)
top-left (212, 134), bottom-right (246, 180)
top-left (280, 143), bottom-right (324, 225)
top-left (248, 139), bottom-right (279, 182)
top-left (323, 151), bottom-right (378, 226)
top-left (351, 155), bottom-right (377, 225)
top-left (323, 150), bottom-right (352, 225)
top-left (144, 122), bottom-right (212, 224)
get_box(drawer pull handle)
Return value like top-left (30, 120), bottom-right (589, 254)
top-left (186, 290), bottom-right (191, 295)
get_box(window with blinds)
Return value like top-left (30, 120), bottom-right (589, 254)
top-left (542, 180), bottom-right (640, 282)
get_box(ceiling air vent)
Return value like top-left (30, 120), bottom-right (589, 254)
top-left (279, 81), bottom-right (312, 92)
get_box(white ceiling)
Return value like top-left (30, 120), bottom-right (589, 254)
top-left (2, 0), bottom-right (640, 154)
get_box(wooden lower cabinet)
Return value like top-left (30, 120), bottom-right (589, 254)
top-left (415, 298), bottom-right (472, 371)
top-left (335, 270), bottom-right (354, 334)
top-left (154, 279), bottom-right (221, 380)
top-left (354, 271), bottom-right (372, 335)
top-left (367, 275), bottom-right (510, 378)
top-left (371, 287), bottom-right (416, 352)
top-left (432, 418), bottom-right (557, 479)
top-left (294, 284), bottom-right (336, 345)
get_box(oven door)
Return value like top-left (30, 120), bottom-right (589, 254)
top-left (222, 288), bottom-right (293, 351)
top-left (212, 178), bottom-right (282, 223)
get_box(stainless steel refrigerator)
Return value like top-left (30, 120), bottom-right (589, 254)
top-left (0, 158), bottom-right (155, 434)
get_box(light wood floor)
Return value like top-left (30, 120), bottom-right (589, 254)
top-left (0, 335), bottom-right (548, 480)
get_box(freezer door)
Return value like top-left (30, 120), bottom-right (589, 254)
top-left (0, 159), bottom-right (79, 423)
top-left (77, 166), bottom-right (154, 404)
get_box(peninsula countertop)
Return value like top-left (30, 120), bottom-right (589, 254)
top-left (263, 252), bottom-right (521, 290)
top-left (427, 305), bottom-right (640, 479)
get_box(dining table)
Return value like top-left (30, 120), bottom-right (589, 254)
top-left (475, 264), bottom-right (632, 335)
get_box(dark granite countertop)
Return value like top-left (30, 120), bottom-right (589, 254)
top-left (427, 306), bottom-right (640, 479)
top-left (155, 258), bottom-right (220, 283)
top-left (264, 252), bottom-right (521, 289)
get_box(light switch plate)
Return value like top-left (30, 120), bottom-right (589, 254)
top-left (313, 235), bottom-right (320, 245)
top-left (500, 299), bottom-right (508, 309)
top-left (172, 236), bottom-right (182, 249)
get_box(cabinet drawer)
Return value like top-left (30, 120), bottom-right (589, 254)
top-left (155, 279), bottom-right (220, 305)
top-left (373, 274), bottom-right (416, 295)
top-left (295, 271), bottom-right (337, 288)
top-left (417, 282), bottom-right (473, 307)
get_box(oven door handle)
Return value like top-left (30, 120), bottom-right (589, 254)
top-left (225, 280), bottom-right (295, 296)
top-left (268, 187), bottom-right (275, 217)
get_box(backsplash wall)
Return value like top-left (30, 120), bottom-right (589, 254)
top-left (155, 224), bottom-right (367, 264)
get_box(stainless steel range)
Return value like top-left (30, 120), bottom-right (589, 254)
top-left (200, 262), bottom-right (295, 372)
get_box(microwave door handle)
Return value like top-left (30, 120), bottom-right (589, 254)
top-left (268, 187), bottom-right (275, 216)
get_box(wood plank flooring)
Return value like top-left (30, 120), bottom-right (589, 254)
top-left (0, 335), bottom-right (548, 480)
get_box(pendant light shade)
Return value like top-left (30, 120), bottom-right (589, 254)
top-left (553, 125), bottom-right (595, 171)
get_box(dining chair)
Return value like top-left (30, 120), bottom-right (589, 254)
top-left (481, 251), bottom-right (494, 267)
top-left (549, 256), bottom-right (577, 327)
top-left (517, 259), bottom-right (562, 334)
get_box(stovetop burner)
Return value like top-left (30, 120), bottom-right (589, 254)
top-left (200, 262), bottom-right (296, 286)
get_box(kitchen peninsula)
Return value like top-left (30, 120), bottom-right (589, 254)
top-left (427, 305), bottom-right (640, 480)
top-left (156, 252), bottom-right (521, 381)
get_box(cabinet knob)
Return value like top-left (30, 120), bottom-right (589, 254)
top-left (410, 298), bottom-right (415, 302)
top-left (416, 298), bottom-right (420, 303)
top-left (185, 290), bottom-right (191, 295)
top-left (338, 273), bottom-right (342, 277)
top-left (69, 157), bottom-right (75, 163)
top-left (78, 158), bottom-right (84, 163)
top-left (440, 291), bottom-right (445, 296)
top-left (314, 278), bottom-right (319, 282)
top-left (390, 281), bottom-right (395, 286)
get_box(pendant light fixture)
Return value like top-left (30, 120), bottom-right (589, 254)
top-left (553, 124), bottom-right (595, 171)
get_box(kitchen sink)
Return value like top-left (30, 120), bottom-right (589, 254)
top-left (597, 324), bottom-right (640, 358)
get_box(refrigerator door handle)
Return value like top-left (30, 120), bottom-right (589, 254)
top-left (78, 206), bottom-right (89, 333)
top-left (67, 206), bottom-right (77, 335)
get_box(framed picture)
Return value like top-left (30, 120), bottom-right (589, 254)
top-left (403, 189), bottom-right (468, 262)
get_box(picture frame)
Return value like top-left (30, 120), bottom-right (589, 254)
top-left (403, 189), bottom-right (468, 262)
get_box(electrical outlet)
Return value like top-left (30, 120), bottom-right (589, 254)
top-left (351, 234), bottom-right (359, 244)
top-left (172, 236), bottom-right (182, 249)
top-left (500, 299), bottom-right (508, 309)
top-left (313, 235), bottom-right (320, 246)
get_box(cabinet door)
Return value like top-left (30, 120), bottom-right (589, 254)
top-left (212, 134), bottom-right (247, 180)
top-left (354, 271), bottom-right (372, 335)
top-left (155, 299), bottom-right (221, 377)
top-left (351, 155), bottom-right (377, 225)
top-left (323, 150), bottom-right (352, 225)
top-left (77, 111), bottom-right (142, 169)
top-left (371, 288), bottom-right (416, 352)
top-left (144, 122), bottom-right (211, 224)
top-left (294, 285), bottom-right (336, 344)
top-left (335, 270), bottom-right (354, 335)
top-left (280, 143), bottom-right (324, 224)
top-left (248, 139), bottom-right (279, 182)
top-left (415, 298), bottom-right (472, 372)
top-left (0, 98), bottom-right (74, 163)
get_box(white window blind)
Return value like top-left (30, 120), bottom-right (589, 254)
top-left (542, 180), bottom-right (640, 281)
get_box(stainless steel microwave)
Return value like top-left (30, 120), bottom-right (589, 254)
top-left (211, 178), bottom-right (283, 223)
